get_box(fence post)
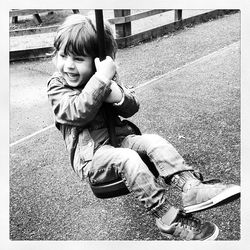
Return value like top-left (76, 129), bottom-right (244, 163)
top-left (174, 10), bottom-right (182, 21)
top-left (114, 10), bottom-right (131, 38)
top-left (33, 13), bottom-right (42, 24)
top-left (72, 9), bottom-right (80, 14)
top-left (12, 16), bottom-right (18, 23)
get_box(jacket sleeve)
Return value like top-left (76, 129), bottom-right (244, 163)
top-left (112, 82), bottom-right (140, 118)
top-left (47, 73), bottom-right (112, 127)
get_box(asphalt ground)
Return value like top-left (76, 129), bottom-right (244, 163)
top-left (9, 13), bottom-right (240, 241)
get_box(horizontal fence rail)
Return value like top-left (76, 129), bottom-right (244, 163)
top-left (108, 9), bottom-right (172, 24)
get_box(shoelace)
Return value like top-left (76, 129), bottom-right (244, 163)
top-left (192, 171), bottom-right (221, 184)
top-left (175, 210), bottom-right (202, 232)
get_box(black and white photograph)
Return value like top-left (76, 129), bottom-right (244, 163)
top-left (3, 0), bottom-right (250, 249)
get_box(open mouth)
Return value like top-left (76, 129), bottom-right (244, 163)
top-left (65, 72), bottom-right (79, 81)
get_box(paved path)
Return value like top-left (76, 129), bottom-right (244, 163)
top-left (9, 13), bottom-right (240, 241)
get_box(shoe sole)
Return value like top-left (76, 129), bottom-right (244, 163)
top-left (184, 185), bottom-right (240, 213)
top-left (205, 223), bottom-right (219, 241)
top-left (160, 223), bottom-right (219, 240)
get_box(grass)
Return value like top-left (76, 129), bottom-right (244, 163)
top-left (9, 10), bottom-right (77, 30)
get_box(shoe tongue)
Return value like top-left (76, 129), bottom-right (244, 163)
top-left (161, 207), bottom-right (180, 225)
top-left (183, 179), bottom-right (200, 192)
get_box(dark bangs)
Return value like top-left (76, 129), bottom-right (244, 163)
top-left (54, 23), bottom-right (99, 58)
top-left (54, 15), bottom-right (117, 59)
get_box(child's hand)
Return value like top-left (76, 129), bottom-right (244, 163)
top-left (94, 56), bottom-right (116, 81)
top-left (105, 81), bottom-right (123, 103)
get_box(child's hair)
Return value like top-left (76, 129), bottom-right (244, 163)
top-left (54, 14), bottom-right (117, 59)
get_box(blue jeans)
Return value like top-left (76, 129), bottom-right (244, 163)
top-left (88, 134), bottom-right (192, 214)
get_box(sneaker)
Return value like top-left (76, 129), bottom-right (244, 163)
top-left (182, 180), bottom-right (240, 213)
top-left (156, 207), bottom-right (219, 240)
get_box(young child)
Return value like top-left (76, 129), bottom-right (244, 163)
top-left (47, 14), bottom-right (240, 240)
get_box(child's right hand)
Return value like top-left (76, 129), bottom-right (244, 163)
top-left (94, 56), bottom-right (116, 81)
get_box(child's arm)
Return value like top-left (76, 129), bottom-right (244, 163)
top-left (94, 56), bottom-right (122, 104)
top-left (110, 82), bottom-right (140, 118)
top-left (47, 73), bottom-right (112, 127)
top-left (47, 56), bottom-right (117, 127)
top-left (94, 57), bottom-right (140, 118)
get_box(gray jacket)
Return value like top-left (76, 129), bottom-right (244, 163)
top-left (47, 72), bottom-right (140, 179)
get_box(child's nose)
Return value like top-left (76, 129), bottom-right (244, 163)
top-left (65, 57), bottom-right (75, 68)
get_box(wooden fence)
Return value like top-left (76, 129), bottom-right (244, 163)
top-left (110, 9), bottom-right (181, 48)
top-left (9, 9), bottom-right (237, 61)
top-left (9, 9), bottom-right (181, 39)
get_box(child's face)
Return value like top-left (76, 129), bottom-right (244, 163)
top-left (56, 48), bottom-right (94, 88)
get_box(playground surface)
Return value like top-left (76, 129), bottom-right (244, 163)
top-left (9, 12), bottom-right (241, 242)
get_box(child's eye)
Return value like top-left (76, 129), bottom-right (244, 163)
top-left (74, 57), bottom-right (85, 62)
top-left (59, 53), bottom-right (66, 58)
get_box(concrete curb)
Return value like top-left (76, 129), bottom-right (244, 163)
top-left (9, 9), bottom-right (238, 62)
top-left (10, 46), bottom-right (54, 62)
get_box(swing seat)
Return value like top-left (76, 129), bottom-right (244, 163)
top-left (90, 178), bottom-right (130, 198)
top-left (90, 153), bottom-right (159, 199)
top-left (89, 120), bottom-right (159, 199)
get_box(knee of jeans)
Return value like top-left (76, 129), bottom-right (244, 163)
top-left (143, 133), bottom-right (164, 141)
top-left (119, 149), bottom-right (146, 174)
top-left (120, 148), bottom-right (142, 163)
top-left (142, 134), bottom-right (168, 149)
